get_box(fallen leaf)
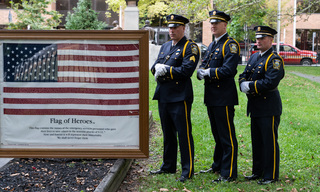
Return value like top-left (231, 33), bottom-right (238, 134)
top-left (183, 187), bottom-right (192, 192)
top-left (276, 188), bottom-right (283, 191)
top-left (291, 188), bottom-right (298, 192)
top-left (10, 173), bottom-right (20, 177)
top-left (160, 188), bottom-right (169, 192)
top-left (260, 189), bottom-right (268, 191)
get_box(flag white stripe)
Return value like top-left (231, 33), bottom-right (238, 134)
top-left (3, 104), bottom-right (139, 110)
top-left (58, 50), bottom-right (139, 57)
top-left (4, 82), bottom-right (139, 89)
top-left (58, 61), bottom-right (139, 67)
top-left (0, 40), bottom-right (139, 45)
top-left (58, 71), bottom-right (139, 78)
top-left (3, 93), bottom-right (139, 100)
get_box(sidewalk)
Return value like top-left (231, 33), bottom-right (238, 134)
top-left (0, 158), bottom-right (12, 168)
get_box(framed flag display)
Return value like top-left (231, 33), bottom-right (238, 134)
top-left (0, 30), bottom-right (149, 158)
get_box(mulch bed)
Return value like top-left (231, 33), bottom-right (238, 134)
top-left (0, 158), bottom-right (116, 192)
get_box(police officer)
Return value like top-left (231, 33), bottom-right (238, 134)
top-left (197, 10), bottom-right (239, 183)
top-left (150, 14), bottom-right (200, 182)
top-left (239, 26), bottom-right (284, 185)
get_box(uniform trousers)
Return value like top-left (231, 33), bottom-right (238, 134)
top-left (158, 101), bottom-right (194, 178)
top-left (207, 106), bottom-right (238, 178)
top-left (250, 115), bottom-right (280, 180)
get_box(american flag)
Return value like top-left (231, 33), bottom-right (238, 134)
top-left (2, 40), bottom-right (140, 116)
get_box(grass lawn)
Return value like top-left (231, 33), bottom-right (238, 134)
top-left (143, 65), bottom-right (320, 191)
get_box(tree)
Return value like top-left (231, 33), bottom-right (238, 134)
top-left (65, 0), bottom-right (107, 30)
top-left (8, 0), bottom-right (63, 30)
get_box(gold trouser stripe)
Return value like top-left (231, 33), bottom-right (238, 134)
top-left (184, 101), bottom-right (193, 178)
top-left (170, 66), bottom-right (173, 79)
top-left (226, 106), bottom-right (234, 178)
top-left (272, 116), bottom-right (276, 179)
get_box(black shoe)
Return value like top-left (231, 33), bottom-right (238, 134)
top-left (199, 167), bottom-right (220, 174)
top-left (257, 179), bottom-right (278, 185)
top-left (212, 176), bottom-right (236, 183)
top-left (245, 174), bottom-right (261, 180)
top-left (150, 169), bottom-right (175, 175)
top-left (176, 176), bottom-right (188, 182)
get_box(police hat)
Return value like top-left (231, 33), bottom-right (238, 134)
top-left (254, 26), bottom-right (277, 38)
top-left (209, 10), bottom-right (230, 23)
top-left (166, 14), bottom-right (189, 27)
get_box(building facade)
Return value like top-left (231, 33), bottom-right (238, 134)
top-left (0, 0), bottom-right (119, 29)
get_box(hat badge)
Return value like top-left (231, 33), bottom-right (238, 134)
top-left (171, 15), bottom-right (174, 20)
top-left (213, 11), bottom-right (216, 15)
top-left (258, 27), bottom-right (261, 31)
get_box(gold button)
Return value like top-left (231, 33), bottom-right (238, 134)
top-left (264, 97), bottom-right (266, 99)
top-left (176, 82), bottom-right (179, 84)
top-left (217, 85), bottom-right (220, 87)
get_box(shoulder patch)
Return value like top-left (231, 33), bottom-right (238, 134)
top-left (229, 43), bottom-right (238, 54)
top-left (191, 44), bottom-right (198, 55)
top-left (273, 59), bottom-right (281, 70)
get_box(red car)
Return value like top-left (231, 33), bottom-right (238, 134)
top-left (250, 43), bottom-right (318, 65)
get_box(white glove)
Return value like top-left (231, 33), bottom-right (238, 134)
top-left (155, 64), bottom-right (168, 76)
top-left (197, 69), bottom-right (204, 80)
top-left (200, 68), bottom-right (210, 77)
top-left (240, 81), bottom-right (251, 94)
top-left (154, 70), bottom-right (160, 81)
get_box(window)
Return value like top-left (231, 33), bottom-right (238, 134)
top-left (0, 0), bottom-right (29, 9)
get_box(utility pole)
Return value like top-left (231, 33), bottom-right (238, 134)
top-left (276, 0), bottom-right (281, 53)
top-left (293, 0), bottom-right (297, 47)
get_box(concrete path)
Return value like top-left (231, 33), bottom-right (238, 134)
top-left (0, 158), bottom-right (12, 168)
top-left (290, 71), bottom-right (320, 83)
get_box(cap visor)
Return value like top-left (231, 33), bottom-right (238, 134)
top-left (210, 19), bottom-right (222, 23)
top-left (255, 34), bottom-right (266, 39)
top-left (168, 23), bottom-right (182, 28)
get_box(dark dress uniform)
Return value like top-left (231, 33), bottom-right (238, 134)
top-left (239, 43), bottom-right (285, 181)
top-left (151, 33), bottom-right (200, 178)
top-left (198, 32), bottom-right (240, 179)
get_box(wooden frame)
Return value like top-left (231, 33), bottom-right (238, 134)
top-left (0, 30), bottom-right (149, 158)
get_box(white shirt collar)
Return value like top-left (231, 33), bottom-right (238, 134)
top-left (260, 47), bottom-right (272, 57)
top-left (215, 32), bottom-right (227, 43)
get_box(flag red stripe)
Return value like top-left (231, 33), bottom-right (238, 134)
top-left (57, 44), bottom-right (139, 51)
top-left (57, 77), bottom-right (139, 83)
top-left (4, 87), bottom-right (139, 94)
top-left (58, 66), bottom-right (139, 73)
top-left (4, 109), bottom-right (139, 116)
top-left (4, 98), bottom-right (139, 105)
top-left (58, 55), bottom-right (139, 62)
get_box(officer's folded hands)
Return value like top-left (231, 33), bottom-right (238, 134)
top-left (154, 63), bottom-right (169, 80)
top-left (240, 81), bottom-right (251, 94)
top-left (197, 68), bottom-right (210, 80)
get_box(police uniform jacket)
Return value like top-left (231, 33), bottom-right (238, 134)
top-left (199, 33), bottom-right (240, 106)
top-left (151, 36), bottom-right (199, 103)
top-left (239, 48), bottom-right (285, 117)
